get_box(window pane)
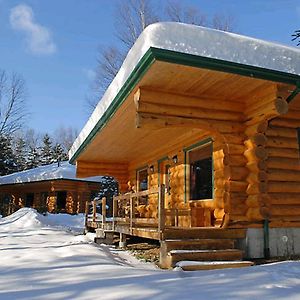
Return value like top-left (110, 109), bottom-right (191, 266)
top-left (138, 168), bottom-right (148, 191)
top-left (189, 143), bottom-right (213, 200)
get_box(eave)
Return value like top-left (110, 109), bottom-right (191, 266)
top-left (69, 47), bottom-right (300, 165)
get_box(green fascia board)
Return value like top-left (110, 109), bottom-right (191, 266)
top-left (70, 47), bottom-right (300, 163)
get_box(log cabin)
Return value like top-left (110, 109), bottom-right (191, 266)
top-left (69, 23), bottom-right (300, 269)
top-left (0, 161), bottom-right (109, 217)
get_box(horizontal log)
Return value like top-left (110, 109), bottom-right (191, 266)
top-left (269, 193), bottom-right (300, 205)
top-left (136, 112), bottom-right (244, 133)
top-left (266, 126), bottom-right (297, 138)
top-left (77, 160), bottom-right (128, 171)
top-left (214, 166), bottom-right (249, 181)
top-left (267, 147), bottom-right (299, 159)
top-left (246, 207), bottom-right (264, 221)
top-left (271, 205), bottom-right (300, 216)
top-left (246, 194), bottom-right (268, 208)
top-left (224, 144), bottom-right (245, 155)
top-left (230, 204), bottom-right (248, 216)
top-left (270, 118), bottom-right (300, 128)
top-left (225, 180), bottom-right (248, 192)
top-left (280, 109), bottom-right (300, 120)
top-left (134, 87), bottom-right (245, 112)
top-left (136, 101), bottom-right (243, 122)
top-left (268, 182), bottom-right (300, 193)
top-left (266, 157), bottom-right (300, 171)
top-left (245, 97), bottom-right (288, 121)
top-left (266, 136), bottom-right (298, 149)
top-left (268, 169), bottom-right (300, 182)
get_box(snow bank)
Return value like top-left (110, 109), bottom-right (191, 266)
top-left (0, 161), bottom-right (104, 185)
top-left (1, 208), bottom-right (300, 299)
top-left (69, 22), bottom-right (300, 160)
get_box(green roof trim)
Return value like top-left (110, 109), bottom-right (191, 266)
top-left (70, 47), bottom-right (300, 164)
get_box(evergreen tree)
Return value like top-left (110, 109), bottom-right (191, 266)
top-left (40, 134), bottom-right (54, 166)
top-left (53, 143), bottom-right (68, 165)
top-left (96, 176), bottom-right (118, 217)
top-left (0, 135), bottom-right (17, 175)
top-left (14, 137), bottom-right (27, 171)
top-left (26, 146), bottom-right (40, 170)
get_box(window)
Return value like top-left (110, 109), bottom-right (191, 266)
top-left (56, 191), bottom-right (67, 211)
top-left (188, 142), bottom-right (213, 200)
top-left (137, 168), bottom-right (148, 191)
top-left (25, 193), bottom-right (34, 207)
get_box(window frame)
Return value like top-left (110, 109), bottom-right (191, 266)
top-left (184, 138), bottom-right (213, 203)
top-left (136, 166), bottom-right (149, 192)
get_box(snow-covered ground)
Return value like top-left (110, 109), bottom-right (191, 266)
top-left (1, 208), bottom-right (300, 300)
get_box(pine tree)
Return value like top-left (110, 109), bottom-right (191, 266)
top-left (14, 137), bottom-right (27, 171)
top-left (0, 135), bottom-right (17, 175)
top-left (40, 134), bottom-right (54, 166)
top-left (53, 143), bottom-right (68, 165)
top-left (26, 146), bottom-right (40, 170)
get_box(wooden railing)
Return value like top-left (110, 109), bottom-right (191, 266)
top-left (85, 184), bottom-right (202, 238)
top-left (85, 197), bottom-right (107, 229)
top-left (112, 185), bottom-right (165, 237)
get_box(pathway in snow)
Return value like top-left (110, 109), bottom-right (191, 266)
top-left (1, 208), bottom-right (300, 300)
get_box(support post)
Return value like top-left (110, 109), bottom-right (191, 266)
top-left (84, 201), bottom-right (89, 229)
top-left (101, 197), bottom-right (106, 229)
top-left (130, 195), bottom-right (133, 235)
top-left (119, 233), bottom-right (127, 248)
top-left (92, 200), bottom-right (96, 223)
top-left (112, 197), bottom-right (116, 231)
top-left (158, 184), bottom-right (165, 241)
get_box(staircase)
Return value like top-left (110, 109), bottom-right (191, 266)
top-left (160, 228), bottom-right (253, 270)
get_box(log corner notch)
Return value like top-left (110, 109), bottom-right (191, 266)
top-left (76, 160), bottom-right (129, 192)
top-left (243, 84), bottom-right (293, 222)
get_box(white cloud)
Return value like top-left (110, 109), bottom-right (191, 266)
top-left (10, 4), bottom-right (56, 55)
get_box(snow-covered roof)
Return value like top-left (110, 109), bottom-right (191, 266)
top-left (0, 161), bottom-right (105, 185)
top-left (69, 22), bottom-right (300, 161)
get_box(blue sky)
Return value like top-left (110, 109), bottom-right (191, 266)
top-left (0, 0), bottom-right (299, 135)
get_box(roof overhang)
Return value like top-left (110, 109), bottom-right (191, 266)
top-left (69, 47), bottom-right (300, 166)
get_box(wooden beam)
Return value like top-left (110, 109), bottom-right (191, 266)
top-left (136, 112), bottom-right (245, 133)
top-left (76, 160), bottom-right (129, 193)
top-left (134, 87), bottom-right (245, 112)
top-left (134, 88), bottom-right (244, 122)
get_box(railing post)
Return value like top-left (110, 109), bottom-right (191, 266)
top-left (130, 195), bottom-right (133, 235)
top-left (92, 200), bottom-right (97, 223)
top-left (158, 184), bottom-right (165, 241)
top-left (113, 197), bottom-right (116, 231)
top-left (84, 201), bottom-right (89, 229)
top-left (102, 197), bottom-right (106, 229)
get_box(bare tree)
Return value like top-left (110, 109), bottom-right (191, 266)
top-left (292, 30), bottom-right (300, 46)
top-left (0, 70), bottom-right (27, 136)
top-left (89, 0), bottom-right (236, 110)
top-left (166, 0), bottom-right (207, 25)
top-left (53, 125), bottom-right (78, 152)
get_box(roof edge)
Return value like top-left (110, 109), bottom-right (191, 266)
top-left (70, 47), bottom-right (300, 164)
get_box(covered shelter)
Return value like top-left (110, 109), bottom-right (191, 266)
top-left (0, 161), bottom-right (108, 216)
top-left (69, 23), bottom-right (300, 268)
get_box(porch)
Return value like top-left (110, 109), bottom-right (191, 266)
top-left (85, 185), bottom-right (248, 269)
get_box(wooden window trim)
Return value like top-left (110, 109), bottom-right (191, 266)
top-left (184, 138), bottom-right (213, 203)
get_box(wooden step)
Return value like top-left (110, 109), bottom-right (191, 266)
top-left (176, 260), bottom-right (254, 271)
top-left (161, 239), bottom-right (235, 252)
top-left (163, 228), bottom-right (246, 240)
top-left (169, 249), bottom-right (243, 267)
